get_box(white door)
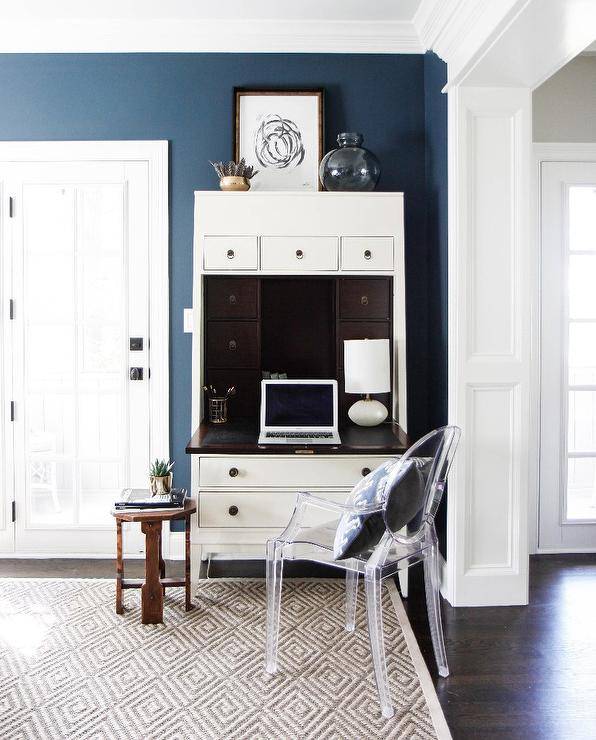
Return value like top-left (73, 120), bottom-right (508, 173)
top-left (540, 161), bottom-right (596, 551)
top-left (1, 159), bottom-right (152, 554)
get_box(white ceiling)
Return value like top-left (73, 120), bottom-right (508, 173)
top-left (0, 0), bottom-right (426, 54)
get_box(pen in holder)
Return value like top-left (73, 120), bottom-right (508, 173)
top-left (204, 385), bottom-right (236, 424)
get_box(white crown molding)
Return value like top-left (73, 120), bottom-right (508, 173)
top-left (0, 18), bottom-right (424, 54)
top-left (414, 0), bottom-right (525, 79)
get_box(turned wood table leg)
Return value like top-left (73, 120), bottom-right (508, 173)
top-left (116, 519), bottom-right (124, 614)
top-left (141, 520), bottom-right (164, 624)
top-left (159, 529), bottom-right (166, 595)
top-left (185, 514), bottom-right (192, 611)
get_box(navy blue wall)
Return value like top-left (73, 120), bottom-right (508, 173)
top-left (424, 52), bottom-right (449, 429)
top-left (0, 52), bottom-right (447, 510)
top-left (424, 52), bottom-right (449, 553)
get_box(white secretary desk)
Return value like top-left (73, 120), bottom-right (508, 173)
top-left (188, 192), bottom-right (409, 587)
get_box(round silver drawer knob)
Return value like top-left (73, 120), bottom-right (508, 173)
top-left (227, 249), bottom-right (235, 259)
top-left (229, 294), bottom-right (237, 305)
top-left (228, 339), bottom-right (237, 351)
top-left (229, 505), bottom-right (239, 516)
top-left (361, 295), bottom-right (369, 306)
top-left (364, 249), bottom-right (372, 260)
top-left (229, 467), bottom-right (239, 478)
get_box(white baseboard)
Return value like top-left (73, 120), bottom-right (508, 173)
top-left (535, 547), bottom-right (596, 554)
top-left (0, 552), bottom-right (145, 559)
top-left (439, 553), bottom-right (453, 606)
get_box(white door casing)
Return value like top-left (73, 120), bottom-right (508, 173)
top-left (0, 142), bottom-right (168, 556)
top-left (445, 86), bottom-right (532, 606)
top-left (538, 154), bottom-right (596, 552)
top-left (419, 0), bottom-right (596, 605)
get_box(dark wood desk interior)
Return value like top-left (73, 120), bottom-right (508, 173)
top-left (186, 418), bottom-right (410, 456)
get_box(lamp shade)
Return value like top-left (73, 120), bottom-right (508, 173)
top-left (344, 339), bottom-right (390, 394)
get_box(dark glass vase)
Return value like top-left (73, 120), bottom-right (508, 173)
top-left (319, 133), bottom-right (381, 192)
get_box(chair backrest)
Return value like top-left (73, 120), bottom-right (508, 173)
top-left (381, 426), bottom-right (461, 542)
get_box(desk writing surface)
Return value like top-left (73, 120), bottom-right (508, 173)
top-left (186, 419), bottom-right (410, 455)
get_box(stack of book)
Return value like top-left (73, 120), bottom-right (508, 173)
top-left (114, 488), bottom-right (187, 510)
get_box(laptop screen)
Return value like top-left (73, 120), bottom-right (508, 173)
top-left (264, 383), bottom-right (334, 427)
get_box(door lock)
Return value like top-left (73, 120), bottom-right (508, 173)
top-left (129, 367), bottom-right (144, 381)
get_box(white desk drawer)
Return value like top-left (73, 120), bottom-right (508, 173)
top-left (261, 237), bottom-right (338, 271)
top-left (199, 490), bottom-right (347, 528)
top-left (341, 237), bottom-right (394, 271)
top-left (203, 236), bottom-right (258, 270)
top-left (198, 456), bottom-right (393, 488)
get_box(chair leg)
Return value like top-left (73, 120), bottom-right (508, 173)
top-left (345, 570), bottom-right (358, 632)
top-left (423, 544), bottom-right (449, 677)
top-left (365, 570), bottom-right (394, 719)
top-left (265, 539), bottom-right (284, 674)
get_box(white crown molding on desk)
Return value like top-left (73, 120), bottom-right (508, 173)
top-left (0, 18), bottom-right (424, 54)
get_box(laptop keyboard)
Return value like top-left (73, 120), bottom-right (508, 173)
top-left (265, 432), bottom-right (333, 439)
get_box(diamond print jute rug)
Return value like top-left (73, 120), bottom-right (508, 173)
top-left (0, 578), bottom-right (451, 740)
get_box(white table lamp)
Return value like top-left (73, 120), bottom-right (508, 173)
top-left (344, 339), bottom-right (391, 426)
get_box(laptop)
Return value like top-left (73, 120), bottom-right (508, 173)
top-left (258, 379), bottom-right (341, 445)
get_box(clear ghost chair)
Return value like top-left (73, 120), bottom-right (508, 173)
top-left (265, 425), bottom-right (461, 719)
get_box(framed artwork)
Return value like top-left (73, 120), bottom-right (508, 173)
top-left (234, 88), bottom-right (324, 192)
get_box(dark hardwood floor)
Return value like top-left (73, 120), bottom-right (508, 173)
top-left (1, 554), bottom-right (595, 740)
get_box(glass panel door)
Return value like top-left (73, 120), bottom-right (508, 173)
top-left (566, 187), bottom-right (596, 523)
top-left (540, 162), bottom-right (596, 550)
top-left (5, 160), bottom-right (150, 554)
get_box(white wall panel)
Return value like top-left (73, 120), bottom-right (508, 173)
top-left (447, 87), bottom-right (531, 606)
top-left (466, 385), bottom-right (516, 571)
top-left (469, 115), bottom-right (515, 358)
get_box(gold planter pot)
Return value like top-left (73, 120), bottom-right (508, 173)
top-left (219, 176), bottom-right (250, 192)
top-left (149, 473), bottom-right (172, 496)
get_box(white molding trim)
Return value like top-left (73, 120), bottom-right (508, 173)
top-left (0, 140), bottom-right (169, 556)
top-left (417, 0), bottom-right (596, 90)
top-left (536, 547), bottom-right (596, 554)
top-left (414, 0), bottom-right (523, 76)
top-left (531, 143), bottom-right (596, 555)
top-left (0, 552), bottom-right (146, 559)
top-left (0, 19), bottom-right (424, 55)
top-left (447, 87), bottom-right (532, 606)
top-left (533, 143), bottom-right (596, 161)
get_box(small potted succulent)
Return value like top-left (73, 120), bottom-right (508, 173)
top-left (210, 158), bottom-right (259, 191)
top-left (149, 459), bottom-right (174, 496)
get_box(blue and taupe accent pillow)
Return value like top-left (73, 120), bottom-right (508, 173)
top-left (333, 457), bottom-right (430, 560)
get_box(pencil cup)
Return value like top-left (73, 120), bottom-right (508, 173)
top-left (208, 397), bottom-right (228, 424)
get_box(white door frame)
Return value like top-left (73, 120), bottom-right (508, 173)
top-left (420, 0), bottom-right (596, 607)
top-left (0, 140), bottom-right (169, 557)
top-left (533, 143), bottom-right (596, 554)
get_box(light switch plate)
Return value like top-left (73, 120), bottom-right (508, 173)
top-left (183, 308), bottom-right (194, 333)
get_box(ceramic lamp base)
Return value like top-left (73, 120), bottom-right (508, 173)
top-left (348, 398), bottom-right (388, 427)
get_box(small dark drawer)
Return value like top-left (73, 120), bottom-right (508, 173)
top-left (205, 369), bottom-right (261, 416)
top-left (207, 321), bottom-right (259, 368)
top-left (339, 278), bottom-right (391, 320)
top-left (206, 278), bottom-right (258, 319)
top-left (338, 321), bottom-right (391, 367)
